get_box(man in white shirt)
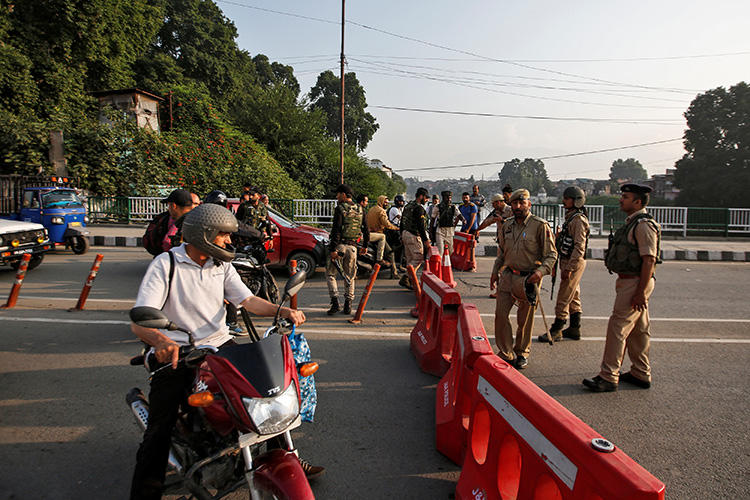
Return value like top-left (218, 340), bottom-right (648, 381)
top-left (129, 203), bottom-right (313, 499)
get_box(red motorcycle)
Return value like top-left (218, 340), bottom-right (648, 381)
top-left (126, 272), bottom-right (318, 499)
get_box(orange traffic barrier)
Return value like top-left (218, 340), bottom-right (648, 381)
top-left (436, 303), bottom-right (494, 465)
top-left (409, 271), bottom-right (461, 377)
top-left (289, 259), bottom-right (298, 309)
top-left (427, 245), bottom-right (442, 279)
top-left (441, 243), bottom-right (456, 288)
top-left (406, 264), bottom-right (421, 318)
top-left (72, 253), bottom-right (104, 311)
top-left (1, 253), bottom-right (32, 309)
top-left (349, 263), bottom-right (381, 324)
top-left (450, 231), bottom-right (475, 271)
top-left (455, 354), bottom-right (665, 500)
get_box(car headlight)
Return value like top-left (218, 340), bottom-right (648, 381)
top-left (242, 382), bottom-right (299, 435)
top-left (313, 234), bottom-right (329, 244)
top-left (83, 215), bottom-right (89, 223)
top-left (51, 217), bottom-right (64, 224)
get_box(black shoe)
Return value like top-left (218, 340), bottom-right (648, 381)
top-left (514, 356), bottom-right (528, 369)
top-left (398, 275), bottom-right (413, 289)
top-left (327, 298), bottom-right (340, 315)
top-left (619, 372), bottom-right (651, 389)
top-left (582, 375), bottom-right (617, 392)
top-left (538, 318), bottom-right (565, 342)
top-left (299, 458), bottom-right (325, 479)
top-left (342, 298), bottom-right (352, 315)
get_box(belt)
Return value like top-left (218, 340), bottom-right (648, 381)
top-left (506, 268), bottom-right (533, 276)
top-left (618, 273), bottom-right (639, 279)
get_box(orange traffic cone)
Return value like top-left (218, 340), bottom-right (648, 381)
top-left (441, 244), bottom-right (456, 288)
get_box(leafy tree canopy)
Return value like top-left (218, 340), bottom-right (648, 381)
top-left (609, 158), bottom-right (647, 183)
top-left (498, 158), bottom-right (552, 195)
top-left (674, 82), bottom-right (750, 207)
top-left (309, 70), bottom-right (379, 151)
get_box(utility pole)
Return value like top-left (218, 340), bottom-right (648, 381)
top-left (339, 0), bottom-right (346, 185)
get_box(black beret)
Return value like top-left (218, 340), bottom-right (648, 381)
top-left (620, 183), bottom-right (652, 195)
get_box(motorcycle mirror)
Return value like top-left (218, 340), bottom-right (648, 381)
top-left (129, 306), bottom-right (176, 330)
top-left (284, 270), bottom-right (307, 299)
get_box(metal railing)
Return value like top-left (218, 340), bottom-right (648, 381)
top-left (84, 196), bottom-right (750, 236)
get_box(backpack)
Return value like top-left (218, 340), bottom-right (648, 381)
top-left (142, 211), bottom-right (171, 256)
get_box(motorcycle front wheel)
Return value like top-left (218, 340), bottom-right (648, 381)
top-left (263, 271), bottom-right (279, 304)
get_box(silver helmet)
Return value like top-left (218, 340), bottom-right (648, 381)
top-left (563, 186), bottom-right (586, 209)
top-left (182, 203), bottom-right (238, 262)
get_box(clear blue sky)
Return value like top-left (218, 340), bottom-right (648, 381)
top-left (217, 0), bottom-right (749, 181)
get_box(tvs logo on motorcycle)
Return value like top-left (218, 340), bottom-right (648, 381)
top-left (267, 386), bottom-right (281, 396)
top-left (471, 488), bottom-right (487, 500)
top-left (195, 380), bottom-right (208, 392)
top-left (417, 330), bottom-right (427, 345)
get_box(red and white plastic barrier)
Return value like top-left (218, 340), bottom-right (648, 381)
top-left (1, 253), bottom-right (32, 309)
top-left (427, 245), bottom-right (442, 279)
top-left (435, 303), bottom-right (493, 465)
top-left (451, 231), bottom-right (475, 271)
top-left (73, 253), bottom-right (104, 311)
top-left (409, 271), bottom-right (461, 377)
top-left (455, 354), bottom-right (666, 500)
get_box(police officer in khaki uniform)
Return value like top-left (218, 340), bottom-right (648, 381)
top-left (538, 186), bottom-right (590, 342)
top-left (237, 186), bottom-right (274, 249)
top-left (489, 189), bottom-right (557, 369)
top-left (398, 187), bottom-right (430, 288)
top-left (327, 184), bottom-right (369, 315)
top-left (583, 184), bottom-right (660, 392)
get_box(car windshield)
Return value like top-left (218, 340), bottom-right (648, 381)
top-left (42, 190), bottom-right (83, 208)
top-left (267, 208), bottom-right (298, 228)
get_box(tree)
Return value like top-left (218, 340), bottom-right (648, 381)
top-left (308, 70), bottom-right (379, 151)
top-left (674, 82), bottom-right (750, 207)
top-left (609, 158), bottom-right (647, 184)
top-left (498, 158), bottom-right (552, 195)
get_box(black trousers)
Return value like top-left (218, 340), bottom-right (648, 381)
top-left (130, 364), bottom-right (194, 500)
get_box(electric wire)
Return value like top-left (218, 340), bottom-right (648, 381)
top-left (394, 138), bottom-right (683, 173)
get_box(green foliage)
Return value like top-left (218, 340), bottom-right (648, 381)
top-left (309, 71), bottom-right (379, 151)
top-left (498, 158), bottom-right (552, 194)
top-left (0, 109), bottom-right (49, 175)
top-left (609, 158), bottom-right (647, 183)
top-left (674, 82), bottom-right (750, 207)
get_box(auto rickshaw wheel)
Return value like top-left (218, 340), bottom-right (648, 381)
top-left (69, 235), bottom-right (90, 255)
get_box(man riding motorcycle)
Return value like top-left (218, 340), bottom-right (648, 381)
top-left (129, 202), bottom-right (321, 499)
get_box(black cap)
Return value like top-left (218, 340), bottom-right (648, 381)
top-left (335, 184), bottom-right (353, 197)
top-left (441, 190), bottom-right (452, 197)
top-left (620, 183), bottom-right (652, 195)
top-left (162, 189), bottom-right (193, 207)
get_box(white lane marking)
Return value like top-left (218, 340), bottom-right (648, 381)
top-left (0, 317), bottom-right (748, 343)
top-left (13, 297), bottom-right (750, 323)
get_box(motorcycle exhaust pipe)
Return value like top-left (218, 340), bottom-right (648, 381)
top-left (126, 388), bottom-right (184, 474)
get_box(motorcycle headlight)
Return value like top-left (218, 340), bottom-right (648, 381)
top-left (51, 217), bottom-right (64, 224)
top-left (242, 381), bottom-right (299, 435)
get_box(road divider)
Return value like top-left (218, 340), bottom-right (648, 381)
top-left (451, 231), bottom-right (476, 271)
top-left (71, 253), bottom-right (104, 311)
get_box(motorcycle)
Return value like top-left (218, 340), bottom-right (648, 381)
top-left (232, 235), bottom-right (280, 305)
top-left (126, 271), bottom-right (318, 499)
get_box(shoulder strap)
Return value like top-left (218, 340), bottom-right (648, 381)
top-left (162, 250), bottom-right (175, 310)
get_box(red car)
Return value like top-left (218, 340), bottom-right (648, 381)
top-left (229, 200), bottom-right (329, 278)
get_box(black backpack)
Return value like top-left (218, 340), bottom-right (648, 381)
top-left (142, 211), bottom-right (171, 256)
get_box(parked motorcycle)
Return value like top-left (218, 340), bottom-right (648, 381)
top-left (232, 236), bottom-right (280, 305)
top-left (126, 271), bottom-right (317, 499)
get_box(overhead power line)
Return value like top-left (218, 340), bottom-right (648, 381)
top-left (370, 105), bottom-right (684, 125)
top-left (216, 0), bottom-right (699, 94)
top-left (394, 138), bottom-right (683, 173)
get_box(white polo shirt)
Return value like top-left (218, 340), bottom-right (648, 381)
top-left (134, 244), bottom-right (253, 347)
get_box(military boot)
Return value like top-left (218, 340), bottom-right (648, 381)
top-left (562, 312), bottom-right (581, 340)
top-left (398, 274), bottom-right (413, 289)
top-left (537, 317), bottom-right (565, 342)
top-left (327, 297), bottom-right (340, 315)
top-left (342, 298), bottom-right (352, 315)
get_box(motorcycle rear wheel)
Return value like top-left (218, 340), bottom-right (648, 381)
top-left (263, 272), bottom-right (280, 304)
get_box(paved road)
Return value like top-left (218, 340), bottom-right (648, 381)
top-left (0, 248), bottom-right (748, 499)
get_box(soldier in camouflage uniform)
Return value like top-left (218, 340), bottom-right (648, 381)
top-left (236, 186), bottom-right (274, 249)
top-left (398, 187), bottom-right (431, 288)
top-left (327, 184), bottom-right (370, 315)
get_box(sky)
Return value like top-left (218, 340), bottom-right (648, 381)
top-left (216, 0), bottom-right (749, 181)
